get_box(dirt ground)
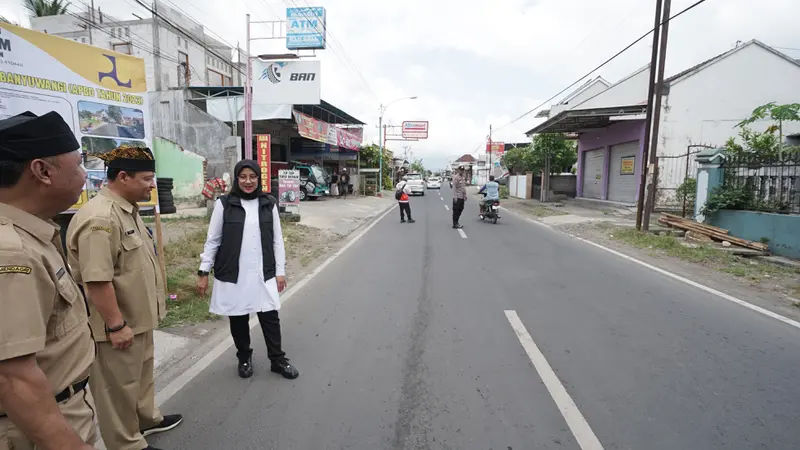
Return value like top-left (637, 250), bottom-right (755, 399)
top-left (149, 217), bottom-right (342, 329)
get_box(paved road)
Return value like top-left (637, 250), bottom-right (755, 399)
top-left (152, 188), bottom-right (800, 450)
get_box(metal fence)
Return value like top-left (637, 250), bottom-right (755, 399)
top-left (721, 151), bottom-right (800, 214)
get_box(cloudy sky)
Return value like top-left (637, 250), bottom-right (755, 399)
top-left (3, 0), bottom-right (799, 169)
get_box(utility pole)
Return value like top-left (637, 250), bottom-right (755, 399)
top-left (641, 0), bottom-right (672, 231)
top-left (152, 0), bottom-right (161, 91)
top-left (88, 0), bottom-right (95, 45)
top-left (244, 14), bottom-right (253, 160)
top-left (634, 0), bottom-right (665, 230)
top-left (488, 124), bottom-right (493, 179)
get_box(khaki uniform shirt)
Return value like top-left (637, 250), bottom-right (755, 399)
top-left (66, 189), bottom-right (165, 342)
top-left (0, 204), bottom-right (95, 415)
top-left (452, 174), bottom-right (467, 200)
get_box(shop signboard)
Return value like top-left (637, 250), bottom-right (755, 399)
top-left (286, 7), bottom-right (327, 50)
top-left (0, 23), bottom-right (154, 212)
top-left (402, 121), bottom-right (429, 139)
top-left (253, 60), bottom-right (321, 105)
top-left (256, 134), bottom-right (271, 192)
top-left (336, 126), bottom-right (361, 151)
top-left (620, 156), bottom-right (635, 175)
top-left (486, 142), bottom-right (505, 155)
top-left (278, 169), bottom-right (300, 214)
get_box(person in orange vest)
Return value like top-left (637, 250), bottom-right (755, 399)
top-left (395, 176), bottom-right (415, 223)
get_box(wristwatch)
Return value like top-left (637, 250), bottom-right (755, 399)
top-left (197, 270), bottom-right (209, 277)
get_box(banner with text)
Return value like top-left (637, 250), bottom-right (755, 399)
top-left (293, 111), bottom-right (361, 150)
top-left (0, 22), bottom-right (154, 212)
top-left (278, 169), bottom-right (301, 214)
top-left (256, 134), bottom-right (271, 192)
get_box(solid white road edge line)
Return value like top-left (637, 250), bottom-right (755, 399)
top-left (502, 207), bottom-right (800, 331)
top-left (505, 310), bottom-right (605, 450)
top-left (457, 229), bottom-right (467, 239)
top-left (154, 203), bottom-right (400, 407)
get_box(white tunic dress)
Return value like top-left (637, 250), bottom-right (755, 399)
top-left (199, 197), bottom-right (286, 316)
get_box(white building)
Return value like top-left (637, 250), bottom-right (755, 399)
top-left (527, 40), bottom-right (800, 208)
top-left (31, 5), bottom-right (241, 90)
top-left (31, 5), bottom-right (242, 178)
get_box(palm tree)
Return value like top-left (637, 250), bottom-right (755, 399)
top-left (24, 0), bottom-right (70, 17)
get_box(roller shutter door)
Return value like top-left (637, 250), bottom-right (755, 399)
top-left (581, 149), bottom-right (604, 199)
top-left (607, 141), bottom-right (639, 203)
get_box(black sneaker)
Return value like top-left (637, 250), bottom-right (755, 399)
top-left (141, 414), bottom-right (183, 437)
top-left (238, 355), bottom-right (253, 379)
top-left (401, 219), bottom-right (406, 223)
top-left (271, 358), bottom-right (299, 379)
top-left (453, 224), bottom-right (463, 229)
top-left (408, 219), bottom-right (416, 223)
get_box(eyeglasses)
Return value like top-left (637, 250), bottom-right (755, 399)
top-left (238, 175), bottom-right (259, 182)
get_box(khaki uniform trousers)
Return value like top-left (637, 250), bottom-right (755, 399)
top-left (0, 387), bottom-right (98, 450)
top-left (91, 330), bottom-right (163, 450)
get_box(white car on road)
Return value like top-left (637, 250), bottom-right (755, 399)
top-left (405, 173), bottom-right (425, 196)
top-left (426, 177), bottom-right (442, 189)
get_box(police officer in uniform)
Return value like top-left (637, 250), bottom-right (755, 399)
top-left (0, 111), bottom-right (96, 450)
top-left (66, 145), bottom-right (182, 450)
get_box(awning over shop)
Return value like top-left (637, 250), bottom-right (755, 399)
top-left (525, 105), bottom-right (647, 136)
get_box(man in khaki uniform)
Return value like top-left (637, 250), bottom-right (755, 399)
top-left (67, 145), bottom-right (182, 450)
top-left (0, 111), bottom-right (97, 450)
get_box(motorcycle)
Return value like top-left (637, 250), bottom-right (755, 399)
top-left (479, 193), bottom-right (501, 224)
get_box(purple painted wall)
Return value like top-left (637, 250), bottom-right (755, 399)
top-left (576, 120), bottom-right (646, 201)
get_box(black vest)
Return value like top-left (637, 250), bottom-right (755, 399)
top-left (213, 194), bottom-right (276, 283)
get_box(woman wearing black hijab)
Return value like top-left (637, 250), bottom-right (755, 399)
top-left (196, 160), bottom-right (299, 379)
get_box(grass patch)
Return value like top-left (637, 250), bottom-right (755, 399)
top-left (160, 224), bottom-right (220, 328)
top-left (607, 226), bottom-right (800, 282)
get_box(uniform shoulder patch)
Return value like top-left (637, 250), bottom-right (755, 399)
top-left (0, 265), bottom-right (32, 275)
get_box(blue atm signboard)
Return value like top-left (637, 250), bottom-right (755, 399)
top-left (286, 7), bottom-right (327, 50)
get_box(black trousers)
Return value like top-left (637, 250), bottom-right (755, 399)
top-left (399, 202), bottom-right (412, 221)
top-left (452, 198), bottom-right (465, 224)
top-left (229, 310), bottom-right (285, 363)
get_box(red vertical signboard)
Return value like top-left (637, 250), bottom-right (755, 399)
top-left (256, 134), bottom-right (271, 192)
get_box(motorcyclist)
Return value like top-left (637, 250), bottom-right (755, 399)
top-left (479, 175), bottom-right (500, 218)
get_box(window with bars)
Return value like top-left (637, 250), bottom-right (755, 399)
top-left (178, 51), bottom-right (190, 87)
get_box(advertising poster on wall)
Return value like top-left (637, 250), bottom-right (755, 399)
top-left (278, 169), bottom-right (300, 214)
top-left (620, 156), bottom-right (636, 175)
top-left (256, 134), bottom-right (272, 192)
top-left (0, 23), bottom-right (153, 212)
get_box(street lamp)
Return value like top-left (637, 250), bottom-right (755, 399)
top-left (378, 96), bottom-right (418, 192)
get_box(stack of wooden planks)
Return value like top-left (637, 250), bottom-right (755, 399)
top-left (657, 213), bottom-right (769, 252)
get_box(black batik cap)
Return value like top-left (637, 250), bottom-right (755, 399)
top-left (93, 144), bottom-right (156, 172)
top-left (0, 111), bottom-right (80, 162)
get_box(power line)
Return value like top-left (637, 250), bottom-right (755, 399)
top-left (495, 0), bottom-right (711, 133)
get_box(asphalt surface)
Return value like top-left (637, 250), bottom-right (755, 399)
top-left (151, 188), bottom-right (800, 450)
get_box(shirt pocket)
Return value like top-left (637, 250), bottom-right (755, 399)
top-left (52, 276), bottom-right (83, 339)
top-left (120, 235), bottom-right (145, 271)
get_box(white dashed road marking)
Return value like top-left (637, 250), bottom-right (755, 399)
top-left (457, 229), bottom-right (467, 239)
top-left (505, 310), bottom-right (605, 450)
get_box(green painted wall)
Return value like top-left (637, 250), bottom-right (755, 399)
top-left (710, 210), bottom-right (800, 259)
top-left (153, 137), bottom-right (206, 202)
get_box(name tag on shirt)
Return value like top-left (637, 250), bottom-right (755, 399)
top-left (126, 229), bottom-right (136, 236)
top-left (56, 267), bottom-right (66, 279)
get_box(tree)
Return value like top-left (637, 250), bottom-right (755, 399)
top-left (736, 102), bottom-right (800, 159)
top-left (409, 159), bottom-right (425, 174)
top-left (106, 105), bottom-right (123, 124)
top-left (531, 133), bottom-right (577, 174)
top-left (24, 0), bottom-right (70, 17)
top-left (500, 133), bottom-right (577, 175)
top-left (359, 143), bottom-right (393, 189)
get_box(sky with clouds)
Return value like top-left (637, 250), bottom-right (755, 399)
top-left (3, 0), bottom-right (799, 169)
